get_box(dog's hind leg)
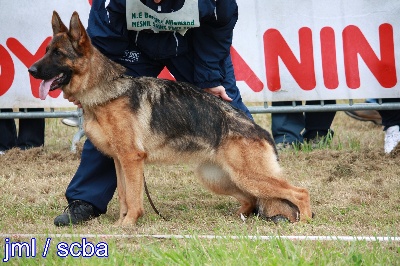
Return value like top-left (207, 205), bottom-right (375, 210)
top-left (217, 139), bottom-right (312, 222)
top-left (232, 171), bottom-right (311, 222)
top-left (196, 162), bottom-right (257, 216)
top-left (257, 198), bottom-right (300, 223)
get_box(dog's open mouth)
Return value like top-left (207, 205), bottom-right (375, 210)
top-left (39, 73), bottom-right (67, 100)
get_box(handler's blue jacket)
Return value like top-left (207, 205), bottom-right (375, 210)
top-left (88, 0), bottom-right (239, 89)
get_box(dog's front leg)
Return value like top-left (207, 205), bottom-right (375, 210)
top-left (114, 158), bottom-right (128, 226)
top-left (119, 152), bottom-right (146, 226)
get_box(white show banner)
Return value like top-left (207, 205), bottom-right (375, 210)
top-left (234, 0), bottom-right (400, 102)
top-left (0, 0), bottom-right (399, 108)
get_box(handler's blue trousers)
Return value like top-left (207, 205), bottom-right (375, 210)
top-left (65, 45), bottom-right (252, 213)
top-left (271, 101), bottom-right (336, 144)
top-left (0, 108), bottom-right (45, 151)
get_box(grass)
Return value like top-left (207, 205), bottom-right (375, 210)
top-left (4, 235), bottom-right (399, 265)
top-left (0, 109), bottom-right (399, 265)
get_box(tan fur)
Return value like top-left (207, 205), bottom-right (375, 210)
top-left (30, 11), bottom-right (313, 225)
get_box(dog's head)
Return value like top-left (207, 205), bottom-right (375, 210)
top-left (28, 11), bottom-right (91, 100)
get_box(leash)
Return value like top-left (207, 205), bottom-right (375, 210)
top-left (144, 175), bottom-right (167, 220)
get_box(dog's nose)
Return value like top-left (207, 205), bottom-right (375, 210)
top-left (28, 65), bottom-right (38, 76)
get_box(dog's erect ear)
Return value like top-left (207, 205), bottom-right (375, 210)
top-left (69, 11), bottom-right (91, 53)
top-left (52, 11), bottom-right (68, 35)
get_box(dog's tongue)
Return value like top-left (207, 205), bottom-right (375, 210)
top-left (39, 78), bottom-right (56, 100)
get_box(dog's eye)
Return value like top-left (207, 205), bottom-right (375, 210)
top-left (53, 48), bottom-right (63, 57)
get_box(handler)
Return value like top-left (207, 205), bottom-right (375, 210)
top-left (55, 0), bottom-right (253, 225)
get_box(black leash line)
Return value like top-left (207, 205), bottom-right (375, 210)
top-left (144, 175), bottom-right (167, 220)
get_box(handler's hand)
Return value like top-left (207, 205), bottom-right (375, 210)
top-left (204, 86), bottom-right (232, 102)
top-left (63, 93), bottom-right (82, 108)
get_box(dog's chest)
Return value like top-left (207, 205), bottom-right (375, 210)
top-left (83, 116), bottom-right (115, 156)
top-left (82, 98), bottom-right (140, 157)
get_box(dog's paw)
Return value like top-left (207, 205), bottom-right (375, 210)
top-left (113, 219), bottom-right (123, 227)
top-left (120, 216), bottom-right (138, 226)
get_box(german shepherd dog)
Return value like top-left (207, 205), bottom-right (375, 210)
top-left (29, 11), bottom-right (312, 226)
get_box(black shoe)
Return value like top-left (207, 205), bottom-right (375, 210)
top-left (54, 200), bottom-right (99, 226)
top-left (252, 207), bottom-right (291, 224)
